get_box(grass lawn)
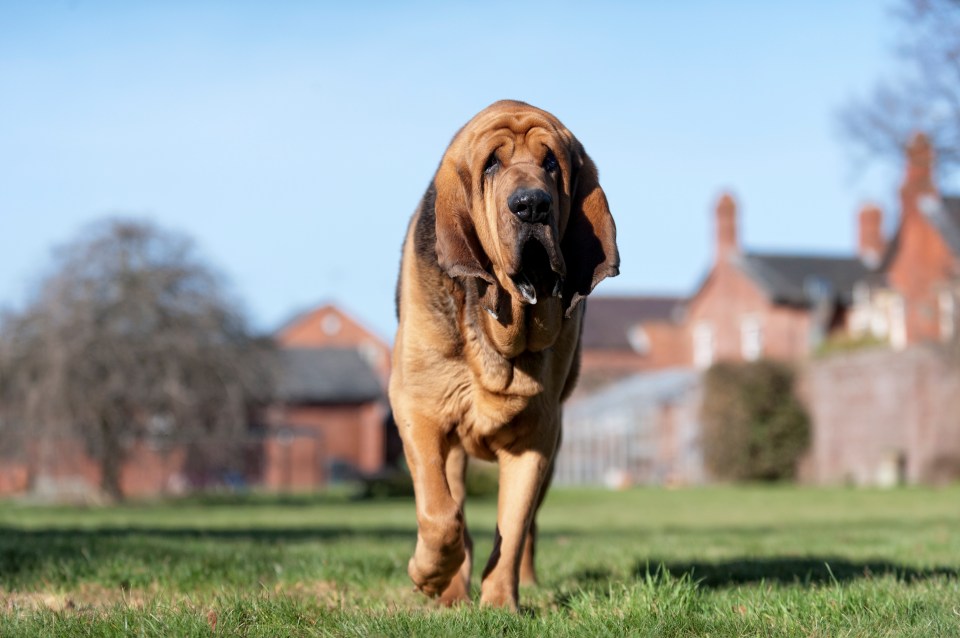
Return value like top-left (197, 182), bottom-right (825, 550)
top-left (0, 486), bottom-right (958, 636)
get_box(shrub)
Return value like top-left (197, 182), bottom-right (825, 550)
top-left (356, 467), bottom-right (415, 499)
top-left (922, 454), bottom-right (960, 485)
top-left (465, 460), bottom-right (499, 498)
top-left (700, 359), bottom-right (811, 481)
top-left (356, 458), bottom-right (500, 500)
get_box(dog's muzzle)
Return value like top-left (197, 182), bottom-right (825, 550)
top-left (509, 224), bottom-right (565, 305)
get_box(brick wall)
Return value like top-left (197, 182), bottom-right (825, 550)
top-left (800, 346), bottom-right (960, 485)
top-left (262, 431), bottom-right (324, 490)
top-left (261, 401), bottom-right (387, 490)
top-left (120, 443), bottom-right (188, 496)
top-left (0, 464), bottom-right (28, 496)
top-left (22, 437), bottom-right (191, 499)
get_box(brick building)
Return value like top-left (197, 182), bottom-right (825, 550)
top-left (568, 134), bottom-right (960, 487)
top-left (275, 302), bottom-right (391, 384)
top-left (684, 192), bottom-right (872, 368)
top-left (260, 303), bottom-right (396, 490)
top-left (687, 135), bottom-right (960, 364)
top-left (849, 134), bottom-right (960, 349)
top-left (579, 193), bottom-right (872, 384)
top-left (582, 134), bottom-right (960, 377)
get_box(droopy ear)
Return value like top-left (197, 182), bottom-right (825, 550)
top-left (433, 155), bottom-right (501, 315)
top-left (561, 149), bottom-right (620, 317)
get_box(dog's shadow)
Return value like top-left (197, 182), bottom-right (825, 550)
top-left (634, 557), bottom-right (959, 587)
top-left (552, 557), bottom-right (958, 607)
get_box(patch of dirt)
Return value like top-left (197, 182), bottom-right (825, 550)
top-left (1, 583), bottom-right (164, 613)
top-left (0, 580), bottom-right (344, 614)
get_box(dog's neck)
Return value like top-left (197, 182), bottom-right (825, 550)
top-left (460, 280), bottom-right (564, 397)
top-left (488, 296), bottom-right (562, 355)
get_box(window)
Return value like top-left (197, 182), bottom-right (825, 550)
top-left (852, 282), bottom-right (870, 306)
top-left (359, 341), bottom-right (382, 368)
top-left (627, 325), bottom-right (651, 356)
top-left (849, 282), bottom-right (871, 336)
top-left (890, 295), bottom-right (907, 350)
top-left (321, 313), bottom-right (342, 335)
top-left (939, 290), bottom-right (955, 342)
top-left (740, 315), bottom-right (763, 361)
top-left (693, 322), bottom-right (714, 369)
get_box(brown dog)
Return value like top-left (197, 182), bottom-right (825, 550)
top-left (390, 100), bottom-right (618, 609)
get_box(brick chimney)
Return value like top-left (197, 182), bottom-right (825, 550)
top-left (715, 192), bottom-right (738, 262)
top-left (857, 203), bottom-right (884, 267)
top-left (900, 132), bottom-right (937, 220)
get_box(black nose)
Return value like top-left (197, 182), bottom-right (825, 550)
top-left (508, 188), bottom-right (552, 223)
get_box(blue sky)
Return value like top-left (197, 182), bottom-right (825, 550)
top-left (0, 2), bottom-right (910, 340)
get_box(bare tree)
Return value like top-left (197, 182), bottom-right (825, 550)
top-left (839, 0), bottom-right (960, 175)
top-left (0, 219), bottom-right (271, 501)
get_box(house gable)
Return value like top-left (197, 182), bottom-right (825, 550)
top-left (276, 302), bottom-right (391, 383)
top-left (685, 255), bottom-right (777, 365)
top-left (882, 135), bottom-right (960, 345)
top-left (683, 193), bottom-right (869, 366)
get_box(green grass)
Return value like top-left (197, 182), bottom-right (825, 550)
top-left (1, 486), bottom-right (959, 636)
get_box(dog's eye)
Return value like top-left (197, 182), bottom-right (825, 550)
top-left (484, 152), bottom-right (499, 175)
top-left (542, 150), bottom-right (559, 173)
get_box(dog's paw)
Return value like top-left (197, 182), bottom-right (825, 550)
top-left (479, 580), bottom-right (518, 611)
top-left (437, 570), bottom-right (471, 606)
top-left (408, 557), bottom-right (454, 597)
top-left (408, 539), bottom-right (465, 598)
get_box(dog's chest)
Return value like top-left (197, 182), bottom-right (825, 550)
top-left (451, 346), bottom-right (554, 451)
top-left (455, 380), bottom-right (541, 460)
top-left (463, 311), bottom-right (552, 396)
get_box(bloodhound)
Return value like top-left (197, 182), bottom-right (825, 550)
top-left (390, 100), bottom-right (619, 609)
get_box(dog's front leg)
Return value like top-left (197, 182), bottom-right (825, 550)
top-left (480, 439), bottom-right (556, 610)
top-left (436, 444), bottom-right (473, 605)
top-left (403, 419), bottom-right (466, 598)
top-left (519, 452), bottom-right (555, 586)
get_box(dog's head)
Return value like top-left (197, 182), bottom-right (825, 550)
top-left (433, 100), bottom-right (619, 323)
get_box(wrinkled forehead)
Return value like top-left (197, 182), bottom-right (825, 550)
top-left (456, 103), bottom-right (571, 159)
